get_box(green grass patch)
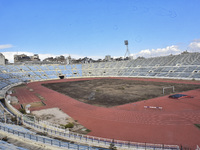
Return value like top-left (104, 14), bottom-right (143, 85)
top-left (86, 129), bottom-right (91, 132)
top-left (61, 122), bottom-right (74, 129)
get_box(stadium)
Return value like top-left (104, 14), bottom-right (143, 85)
top-left (0, 52), bottom-right (200, 150)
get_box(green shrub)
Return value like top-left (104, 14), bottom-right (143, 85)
top-left (65, 122), bottom-right (74, 128)
top-left (19, 108), bottom-right (26, 114)
top-left (109, 139), bottom-right (117, 150)
top-left (118, 87), bottom-right (125, 90)
top-left (86, 129), bottom-right (91, 132)
top-left (109, 143), bottom-right (117, 150)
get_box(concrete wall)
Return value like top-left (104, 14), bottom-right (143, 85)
top-left (0, 53), bottom-right (5, 65)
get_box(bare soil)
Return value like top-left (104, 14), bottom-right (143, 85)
top-left (42, 78), bottom-right (200, 107)
top-left (32, 108), bottom-right (71, 125)
top-left (32, 108), bottom-right (90, 134)
top-left (22, 101), bottom-right (44, 108)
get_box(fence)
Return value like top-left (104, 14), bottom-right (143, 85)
top-left (23, 119), bottom-right (179, 150)
top-left (0, 123), bottom-right (103, 150)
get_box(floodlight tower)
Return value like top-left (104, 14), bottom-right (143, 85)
top-left (124, 40), bottom-right (130, 58)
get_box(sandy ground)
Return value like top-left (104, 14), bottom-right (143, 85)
top-left (31, 107), bottom-right (87, 133)
top-left (32, 107), bottom-right (72, 125)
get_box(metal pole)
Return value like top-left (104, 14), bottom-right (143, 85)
top-left (4, 111), bottom-right (6, 123)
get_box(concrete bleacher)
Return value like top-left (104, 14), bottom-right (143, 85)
top-left (0, 140), bottom-right (28, 150)
top-left (0, 52), bottom-right (200, 91)
top-left (0, 82), bottom-right (9, 90)
top-left (0, 122), bottom-right (35, 134)
top-left (0, 52), bottom-right (199, 91)
top-left (79, 53), bottom-right (200, 79)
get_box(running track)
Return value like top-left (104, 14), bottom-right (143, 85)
top-left (12, 77), bottom-right (200, 149)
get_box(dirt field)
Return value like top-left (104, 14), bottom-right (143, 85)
top-left (42, 78), bottom-right (200, 107)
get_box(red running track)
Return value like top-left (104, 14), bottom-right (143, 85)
top-left (12, 77), bottom-right (200, 149)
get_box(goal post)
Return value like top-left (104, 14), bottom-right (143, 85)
top-left (163, 86), bottom-right (175, 94)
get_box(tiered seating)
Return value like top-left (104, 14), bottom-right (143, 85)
top-left (7, 78), bottom-right (21, 84)
top-left (130, 58), bottom-right (146, 67)
top-left (191, 53), bottom-right (200, 65)
top-left (65, 65), bottom-right (73, 77)
top-left (0, 65), bottom-right (9, 73)
top-left (0, 73), bottom-right (11, 79)
top-left (0, 140), bottom-right (28, 150)
top-left (0, 52), bottom-right (199, 89)
top-left (184, 66), bottom-right (198, 72)
top-left (166, 54), bottom-right (188, 66)
top-left (0, 82), bottom-right (8, 90)
top-left (81, 53), bottom-right (200, 79)
top-left (27, 65), bottom-right (38, 71)
top-left (76, 64), bottom-right (82, 76)
top-left (19, 65), bottom-right (31, 71)
top-left (39, 65), bottom-right (49, 71)
top-left (5, 65), bottom-right (20, 72)
top-left (190, 73), bottom-right (200, 78)
top-left (0, 122), bottom-right (35, 134)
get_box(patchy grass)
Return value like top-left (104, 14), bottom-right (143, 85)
top-left (86, 129), bottom-right (91, 132)
top-left (61, 122), bottom-right (74, 129)
top-left (42, 78), bottom-right (200, 107)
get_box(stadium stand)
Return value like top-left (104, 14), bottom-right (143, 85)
top-left (0, 52), bottom-right (199, 92)
top-left (0, 52), bottom-right (200, 149)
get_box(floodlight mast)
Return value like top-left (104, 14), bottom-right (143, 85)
top-left (124, 40), bottom-right (130, 58)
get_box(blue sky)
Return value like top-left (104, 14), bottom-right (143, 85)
top-left (0, 0), bottom-right (200, 62)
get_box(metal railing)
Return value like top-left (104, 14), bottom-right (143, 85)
top-left (0, 123), bottom-right (104, 150)
top-left (23, 119), bottom-right (179, 150)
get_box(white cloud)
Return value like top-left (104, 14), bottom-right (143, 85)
top-left (134, 45), bottom-right (181, 58)
top-left (2, 40), bottom-right (199, 63)
top-left (0, 44), bottom-right (13, 49)
top-left (188, 39), bottom-right (200, 52)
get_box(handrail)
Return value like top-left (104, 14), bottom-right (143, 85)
top-left (23, 119), bottom-right (179, 150)
top-left (0, 123), bottom-right (101, 150)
